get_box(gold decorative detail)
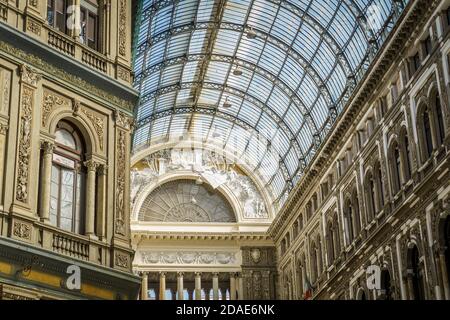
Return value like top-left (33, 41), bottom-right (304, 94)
top-left (2, 69), bottom-right (10, 112)
top-left (114, 110), bottom-right (133, 130)
top-left (118, 0), bottom-right (127, 56)
top-left (41, 140), bottom-right (54, 155)
top-left (19, 65), bottom-right (41, 87)
top-left (81, 107), bottom-right (105, 151)
top-left (28, 0), bottom-right (38, 8)
top-left (0, 41), bottom-right (134, 110)
top-left (0, 3), bottom-right (6, 22)
top-left (13, 221), bottom-right (32, 240)
top-left (42, 90), bottom-right (71, 127)
top-left (117, 65), bottom-right (130, 82)
top-left (115, 130), bottom-right (126, 236)
top-left (26, 18), bottom-right (41, 36)
top-left (16, 86), bottom-right (34, 203)
top-left (115, 253), bottom-right (129, 268)
top-left (0, 123), bottom-right (8, 135)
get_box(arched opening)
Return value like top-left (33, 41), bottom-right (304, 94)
top-left (344, 198), bottom-right (354, 244)
top-left (374, 162), bottom-right (385, 212)
top-left (327, 221), bottom-right (335, 264)
top-left (333, 215), bottom-right (341, 260)
top-left (352, 189), bottom-right (361, 237)
top-left (408, 245), bottom-right (426, 300)
top-left (400, 128), bottom-right (412, 182)
top-left (310, 241), bottom-right (318, 283)
top-left (50, 121), bottom-right (86, 234)
top-left (364, 171), bottom-right (376, 222)
top-left (390, 142), bottom-right (402, 194)
top-left (435, 96), bottom-right (446, 145)
top-left (422, 105), bottom-right (434, 159)
top-left (380, 269), bottom-right (393, 300)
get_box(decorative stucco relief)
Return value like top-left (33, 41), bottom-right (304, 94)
top-left (140, 251), bottom-right (238, 265)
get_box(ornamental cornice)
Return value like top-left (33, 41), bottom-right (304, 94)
top-left (0, 40), bottom-right (135, 111)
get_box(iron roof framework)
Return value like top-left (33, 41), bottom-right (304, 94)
top-left (132, 0), bottom-right (408, 210)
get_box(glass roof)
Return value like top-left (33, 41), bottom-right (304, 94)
top-left (132, 0), bottom-right (408, 210)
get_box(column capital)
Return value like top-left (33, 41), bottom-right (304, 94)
top-left (212, 272), bottom-right (219, 277)
top-left (97, 164), bottom-right (108, 176)
top-left (194, 272), bottom-right (202, 277)
top-left (84, 159), bottom-right (99, 172)
top-left (41, 140), bottom-right (55, 155)
top-left (159, 271), bottom-right (166, 277)
top-left (177, 271), bottom-right (184, 277)
top-left (0, 123), bottom-right (8, 135)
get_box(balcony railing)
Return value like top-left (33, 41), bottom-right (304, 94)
top-left (48, 30), bottom-right (75, 57)
top-left (52, 233), bottom-right (89, 261)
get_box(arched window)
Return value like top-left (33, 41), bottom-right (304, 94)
top-left (374, 162), bottom-right (385, 212)
top-left (390, 142), bottom-right (402, 194)
top-left (316, 236), bottom-right (322, 277)
top-left (293, 221), bottom-right (299, 239)
top-left (400, 129), bottom-right (412, 182)
top-left (408, 245), bottom-right (426, 300)
top-left (365, 171), bottom-right (376, 222)
top-left (327, 221), bottom-right (335, 264)
top-left (310, 242), bottom-right (317, 282)
top-left (422, 106), bottom-right (434, 159)
top-left (435, 96), bottom-right (446, 145)
top-left (380, 269), bottom-right (393, 300)
top-left (50, 122), bottom-right (85, 234)
top-left (344, 198), bottom-right (354, 244)
top-left (352, 189), bottom-right (361, 237)
top-left (333, 215), bottom-right (341, 259)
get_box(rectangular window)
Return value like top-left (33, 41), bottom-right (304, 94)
top-left (47, 0), bottom-right (67, 33)
top-left (80, 1), bottom-right (100, 51)
top-left (446, 7), bottom-right (450, 26)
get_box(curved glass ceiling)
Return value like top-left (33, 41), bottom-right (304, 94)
top-left (132, 0), bottom-right (408, 210)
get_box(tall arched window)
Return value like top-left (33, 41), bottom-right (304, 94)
top-left (380, 269), bottom-right (393, 300)
top-left (352, 189), bottom-right (361, 237)
top-left (423, 106), bottom-right (434, 159)
top-left (327, 221), bottom-right (335, 265)
top-left (374, 162), bottom-right (385, 212)
top-left (316, 236), bottom-right (323, 277)
top-left (310, 242), bottom-right (317, 282)
top-left (435, 96), bottom-right (446, 145)
top-left (408, 245), bottom-right (426, 300)
top-left (365, 171), bottom-right (376, 222)
top-left (344, 198), bottom-right (354, 244)
top-left (50, 122), bottom-right (86, 234)
top-left (400, 129), bottom-right (412, 182)
top-left (391, 142), bottom-right (402, 194)
top-left (333, 215), bottom-right (341, 259)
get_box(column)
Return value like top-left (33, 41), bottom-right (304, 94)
top-left (84, 160), bottom-right (98, 236)
top-left (237, 273), bottom-right (244, 300)
top-left (39, 141), bottom-right (54, 222)
top-left (159, 272), bottom-right (166, 300)
top-left (141, 272), bottom-right (148, 300)
top-left (212, 273), bottom-right (219, 300)
top-left (96, 165), bottom-right (107, 239)
top-left (194, 272), bottom-right (202, 300)
top-left (230, 273), bottom-right (237, 300)
top-left (439, 250), bottom-right (450, 300)
top-left (177, 272), bottom-right (184, 300)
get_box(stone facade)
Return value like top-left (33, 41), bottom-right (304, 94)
top-left (269, 0), bottom-right (450, 300)
top-left (0, 0), bottom-right (140, 299)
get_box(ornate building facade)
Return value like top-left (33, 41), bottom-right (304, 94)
top-left (270, 0), bottom-right (450, 300)
top-left (0, 0), bottom-right (140, 299)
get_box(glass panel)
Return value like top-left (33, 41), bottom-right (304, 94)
top-left (55, 129), bottom-right (77, 150)
top-left (50, 165), bottom-right (60, 227)
top-left (60, 169), bottom-right (75, 232)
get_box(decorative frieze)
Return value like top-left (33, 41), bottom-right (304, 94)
top-left (16, 86), bottom-right (34, 203)
top-left (12, 221), bottom-right (32, 240)
top-left (2, 68), bottom-right (10, 112)
top-left (26, 18), bottom-right (41, 36)
top-left (115, 130), bottom-right (126, 236)
top-left (42, 90), bottom-right (71, 127)
top-left (118, 0), bottom-right (127, 57)
top-left (117, 65), bottom-right (130, 82)
top-left (140, 251), bottom-right (238, 265)
top-left (80, 107), bottom-right (105, 151)
top-left (0, 41), bottom-right (134, 110)
top-left (115, 252), bottom-right (130, 269)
